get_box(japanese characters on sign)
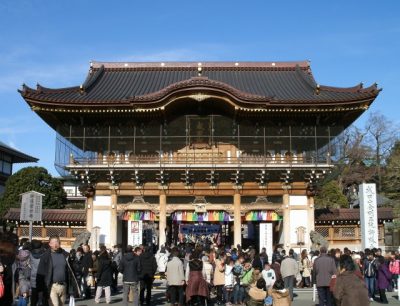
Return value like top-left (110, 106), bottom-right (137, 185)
top-left (359, 183), bottom-right (378, 249)
top-left (259, 223), bottom-right (273, 263)
top-left (20, 191), bottom-right (43, 222)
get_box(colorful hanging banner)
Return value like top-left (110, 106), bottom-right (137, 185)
top-left (120, 210), bottom-right (157, 221)
top-left (244, 210), bottom-right (282, 221)
top-left (171, 210), bottom-right (233, 222)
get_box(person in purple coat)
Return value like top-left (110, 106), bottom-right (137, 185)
top-left (376, 256), bottom-right (392, 304)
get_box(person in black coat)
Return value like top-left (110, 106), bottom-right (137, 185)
top-left (36, 235), bottom-right (80, 306)
top-left (95, 246), bottom-right (113, 304)
top-left (139, 245), bottom-right (158, 306)
top-left (81, 244), bottom-right (93, 299)
top-left (119, 246), bottom-right (142, 306)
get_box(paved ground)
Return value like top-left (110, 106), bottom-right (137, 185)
top-left (71, 280), bottom-right (400, 306)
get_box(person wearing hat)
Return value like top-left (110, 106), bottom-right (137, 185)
top-left (30, 240), bottom-right (46, 306)
top-left (15, 248), bottom-right (31, 306)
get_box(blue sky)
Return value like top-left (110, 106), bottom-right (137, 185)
top-left (1, 0), bottom-right (399, 176)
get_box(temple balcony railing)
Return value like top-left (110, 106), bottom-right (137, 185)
top-left (66, 152), bottom-right (333, 172)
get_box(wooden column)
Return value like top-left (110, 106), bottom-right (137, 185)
top-left (110, 188), bottom-right (118, 247)
top-left (282, 193), bottom-right (290, 251)
top-left (307, 196), bottom-right (315, 250)
top-left (234, 192), bottom-right (242, 247)
top-left (86, 195), bottom-right (94, 232)
top-left (159, 194), bottom-right (167, 247)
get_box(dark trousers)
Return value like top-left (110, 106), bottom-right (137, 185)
top-left (378, 288), bottom-right (388, 303)
top-left (216, 285), bottom-right (224, 303)
top-left (317, 286), bottom-right (334, 306)
top-left (140, 277), bottom-right (154, 305)
top-left (168, 285), bottom-right (184, 305)
top-left (283, 275), bottom-right (295, 301)
top-left (112, 270), bottom-right (119, 292)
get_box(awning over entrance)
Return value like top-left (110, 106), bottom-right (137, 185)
top-left (120, 211), bottom-right (158, 221)
top-left (171, 211), bottom-right (233, 222)
top-left (244, 210), bottom-right (282, 221)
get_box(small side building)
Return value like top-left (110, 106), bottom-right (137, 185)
top-left (314, 208), bottom-right (393, 251)
top-left (0, 141), bottom-right (38, 194)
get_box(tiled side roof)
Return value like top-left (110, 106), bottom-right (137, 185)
top-left (3, 208), bottom-right (86, 223)
top-left (0, 141), bottom-right (38, 163)
top-left (19, 61), bottom-right (380, 107)
top-left (315, 208), bottom-right (393, 221)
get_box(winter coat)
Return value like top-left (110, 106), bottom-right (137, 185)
top-left (224, 265), bottom-right (234, 287)
top-left (36, 248), bottom-right (80, 298)
top-left (155, 250), bottom-right (168, 273)
top-left (313, 254), bottom-right (337, 287)
top-left (30, 248), bottom-right (45, 289)
top-left (139, 251), bottom-right (157, 280)
top-left (377, 263), bottom-right (392, 290)
top-left (271, 262), bottom-right (282, 281)
top-left (262, 269), bottom-right (276, 288)
top-left (333, 270), bottom-right (369, 306)
top-left (118, 252), bottom-right (141, 283)
top-left (267, 287), bottom-right (291, 306)
top-left (166, 256), bottom-right (185, 286)
top-left (248, 286), bottom-right (267, 301)
top-left (389, 259), bottom-right (400, 275)
top-left (240, 267), bottom-right (254, 287)
top-left (81, 252), bottom-right (93, 275)
top-left (301, 257), bottom-right (311, 278)
top-left (213, 258), bottom-right (225, 286)
top-left (96, 255), bottom-right (113, 287)
top-left (280, 257), bottom-right (298, 279)
top-left (186, 271), bottom-right (209, 302)
top-left (202, 261), bottom-right (214, 284)
top-left (15, 249), bottom-right (31, 295)
top-left (112, 250), bottom-right (122, 270)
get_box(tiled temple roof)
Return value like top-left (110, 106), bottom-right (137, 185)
top-left (20, 61), bottom-right (380, 107)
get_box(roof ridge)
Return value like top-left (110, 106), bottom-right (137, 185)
top-left (90, 60), bottom-right (311, 70)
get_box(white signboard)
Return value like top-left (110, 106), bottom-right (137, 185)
top-left (128, 220), bottom-right (143, 246)
top-left (359, 183), bottom-right (379, 249)
top-left (259, 223), bottom-right (273, 264)
top-left (20, 191), bottom-right (43, 222)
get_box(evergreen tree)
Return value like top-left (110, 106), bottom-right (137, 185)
top-left (0, 167), bottom-right (66, 216)
top-left (315, 180), bottom-right (349, 209)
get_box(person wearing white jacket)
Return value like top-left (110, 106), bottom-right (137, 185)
top-left (262, 262), bottom-right (276, 289)
top-left (224, 258), bottom-right (234, 305)
top-left (155, 246), bottom-right (169, 276)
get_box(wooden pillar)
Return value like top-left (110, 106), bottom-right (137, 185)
top-left (282, 193), bottom-right (290, 251)
top-left (159, 194), bottom-right (167, 247)
top-left (86, 195), bottom-right (94, 232)
top-left (307, 196), bottom-right (315, 249)
top-left (110, 188), bottom-right (118, 247)
top-left (234, 192), bottom-right (241, 247)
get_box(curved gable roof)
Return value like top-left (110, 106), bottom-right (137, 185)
top-left (20, 61), bottom-right (380, 108)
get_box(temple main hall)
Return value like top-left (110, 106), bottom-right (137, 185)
top-left (19, 61), bottom-right (379, 256)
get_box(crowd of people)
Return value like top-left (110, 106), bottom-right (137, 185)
top-left (0, 235), bottom-right (399, 306)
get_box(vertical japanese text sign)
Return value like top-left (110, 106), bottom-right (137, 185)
top-left (20, 191), bottom-right (43, 222)
top-left (359, 183), bottom-right (378, 249)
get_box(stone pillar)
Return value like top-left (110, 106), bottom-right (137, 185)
top-left (86, 195), bottom-right (94, 232)
top-left (282, 193), bottom-right (290, 251)
top-left (307, 196), bottom-right (315, 251)
top-left (159, 194), bottom-right (167, 247)
top-left (110, 188), bottom-right (118, 247)
top-left (234, 192), bottom-right (242, 247)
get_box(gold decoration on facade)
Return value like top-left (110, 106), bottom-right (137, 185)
top-left (190, 93), bottom-right (211, 102)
